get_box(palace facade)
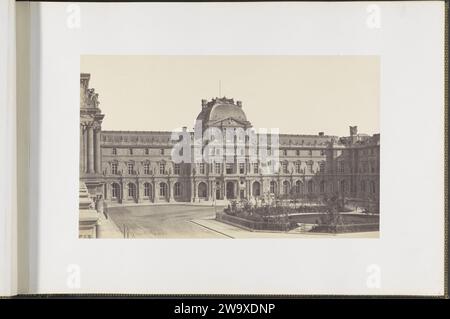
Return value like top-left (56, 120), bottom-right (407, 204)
top-left (80, 73), bottom-right (380, 210)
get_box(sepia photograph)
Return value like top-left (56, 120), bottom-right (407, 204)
top-left (79, 55), bottom-right (380, 239)
top-left (0, 0), bottom-right (444, 299)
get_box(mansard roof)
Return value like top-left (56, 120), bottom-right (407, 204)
top-left (196, 97), bottom-right (252, 129)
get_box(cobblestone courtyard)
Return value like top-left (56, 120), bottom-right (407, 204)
top-left (106, 205), bottom-right (379, 238)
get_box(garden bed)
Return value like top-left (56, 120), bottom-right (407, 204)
top-left (310, 223), bottom-right (379, 233)
top-left (216, 212), bottom-right (296, 232)
top-left (290, 213), bottom-right (379, 225)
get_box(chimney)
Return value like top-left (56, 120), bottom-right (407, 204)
top-left (236, 100), bottom-right (242, 107)
top-left (201, 99), bottom-right (207, 109)
top-left (182, 126), bottom-right (187, 132)
top-left (318, 132), bottom-right (324, 136)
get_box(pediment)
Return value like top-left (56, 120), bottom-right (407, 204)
top-left (207, 117), bottom-right (250, 128)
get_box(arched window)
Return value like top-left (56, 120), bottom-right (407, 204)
top-left (360, 180), bottom-right (366, 193)
top-left (159, 182), bottom-right (167, 197)
top-left (128, 183), bottom-right (136, 198)
top-left (295, 180), bottom-right (303, 194)
top-left (270, 181), bottom-right (277, 194)
top-left (320, 180), bottom-right (325, 193)
top-left (174, 182), bottom-right (181, 197)
top-left (307, 180), bottom-right (314, 193)
top-left (144, 182), bottom-right (151, 197)
top-left (283, 181), bottom-right (290, 195)
top-left (198, 182), bottom-right (207, 198)
top-left (112, 183), bottom-right (120, 199)
top-left (252, 181), bottom-right (261, 197)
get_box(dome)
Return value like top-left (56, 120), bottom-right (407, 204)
top-left (196, 97), bottom-right (249, 127)
top-left (209, 103), bottom-right (247, 122)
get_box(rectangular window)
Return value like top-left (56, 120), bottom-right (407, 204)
top-left (339, 162), bottom-right (345, 173)
top-left (295, 162), bottom-right (301, 174)
top-left (215, 163), bottom-right (221, 174)
top-left (112, 148), bottom-right (117, 155)
top-left (253, 163), bottom-right (259, 174)
top-left (160, 148), bottom-right (164, 155)
top-left (296, 149), bottom-right (300, 156)
top-left (320, 150), bottom-right (325, 156)
top-left (226, 163), bottom-right (233, 174)
top-left (282, 162), bottom-right (288, 174)
top-left (320, 162), bottom-right (325, 172)
top-left (174, 164), bottom-right (180, 175)
top-left (282, 149), bottom-right (287, 156)
top-left (145, 148), bottom-right (149, 155)
top-left (111, 163), bottom-right (118, 175)
top-left (159, 163), bottom-right (165, 174)
top-left (199, 163), bottom-right (205, 174)
top-left (144, 163), bottom-right (150, 174)
top-left (309, 150), bottom-right (313, 156)
top-left (239, 163), bottom-right (245, 174)
top-left (129, 148), bottom-right (133, 155)
top-left (128, 163), bottom-right (134, 175)
top-left (307, 162), bottom-right (313, 173)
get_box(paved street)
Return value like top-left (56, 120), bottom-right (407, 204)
top-left (106, 204), bottom-right (379, 239)
top-left (107, 205), bottom-right (228, 238)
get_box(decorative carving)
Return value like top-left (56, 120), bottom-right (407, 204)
top-left (87, 88), bottom-right (100, 108)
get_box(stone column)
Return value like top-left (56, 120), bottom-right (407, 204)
top-left (193, 180), bottom-right (198, 202)
top-left (237, 181), bottom-right (241, 200)
top-left (94, 127), bottom-right (101, 174)
top-left (223, 180), bottom-right (227, 201)
top-left (153, 180), bottom-right (158, 203)
top-left (80, 124), bottom-right (84, 173)
top-left (82, 126), bottom-right (88, 173)
top-left (136, 179), bottom-right (141, 203)
top-left (169, 180), bottom-right (174, 202)
top-left (87, 125), bottom-right (95, 174)
top-left (209, 180), bottom-right (213, 201)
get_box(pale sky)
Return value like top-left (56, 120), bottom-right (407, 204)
top-left (81, 55), bottom-right (379, 137)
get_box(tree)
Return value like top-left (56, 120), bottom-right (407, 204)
top-left (318, 195), bottom-right (344, 233)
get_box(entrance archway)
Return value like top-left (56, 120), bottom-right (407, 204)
top-left (226, 181), bottom-right (235, 199)
top-left (198, 182), bottom-right (207, 198)
top-left (252, 181), bottom-right (261, 197)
